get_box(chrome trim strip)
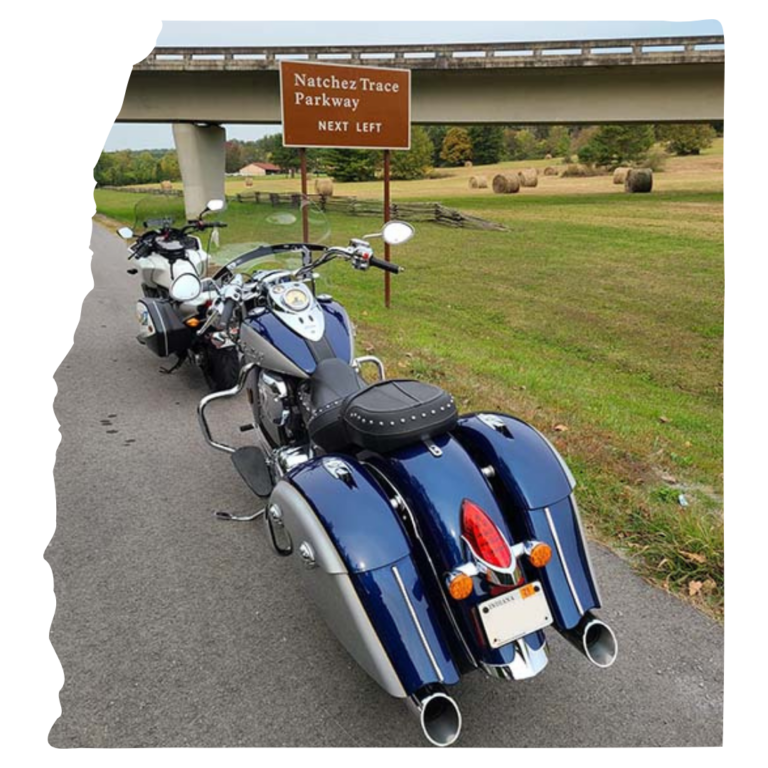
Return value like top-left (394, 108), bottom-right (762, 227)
top-left (571, 495), bottom-right (602, 605)
top-left (392, 565), bottom-right (444, 683)
top-left (363, 463), bottom-right (477, 667)
top-left (544, 505), bottom-right (584, 615)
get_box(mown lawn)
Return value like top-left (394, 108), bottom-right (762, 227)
top-left (94, 173), bottom-right (724, 618)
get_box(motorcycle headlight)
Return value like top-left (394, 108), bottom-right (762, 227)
top-left (170, 273), bottom-right (202, 302)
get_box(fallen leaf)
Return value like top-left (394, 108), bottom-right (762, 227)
top-left (363, 343), bottom-right (375, 353)
top-left (657, 557), bottom-right (670, 569)
top-left (689, 580), bottom-right (703, 596)
top-left (684, 441), bottom-right (692, 448)
top-left (397, 361), bottom-right (409, 369)
top-left (661, 473), bottom-right (678, 484)
top-left (701, 579), bottom-right (717, 594)
top-left (659, 416), bottom-right (671, 424)
top-left (680, 551), bottom-right (707, 564)
top-left (553, 424), bottom-right (569, 432)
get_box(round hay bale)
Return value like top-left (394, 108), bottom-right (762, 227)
top-left (518, 168), bottom-right (539, 188)
top-left (625, 168), bottom-right (653, 194)
top-left (464, 160), bottom-right (473, 168)
top-left (244, 176), bottom-right (254, 187)
top-left (314, 178), bottom-right (334, 197)
top-left (160, 180), bottom-right (172, 191)
top-left (492, 173), bottom-right (521, 194)
top-left (543, 166), bottom-right (559, 176)
top-left (613, 167), bottom-right (630, 185)
top-left (561, 163), bottom-right (592, 178)
top-left (469, 175), bottom-right (488, 189)
top-left (545, 153), bottom-right (553, 160)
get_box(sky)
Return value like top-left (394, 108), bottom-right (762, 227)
top-left (104, 19), bottom-right (723, 151)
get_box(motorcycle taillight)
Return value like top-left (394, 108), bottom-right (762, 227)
top-left (460, 499), bottom-right (511, 569)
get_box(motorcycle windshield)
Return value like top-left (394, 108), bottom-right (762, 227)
top-left (207, 197), bottom-right (331, 276)
top-left (132, 193), bottom-right (187, 232)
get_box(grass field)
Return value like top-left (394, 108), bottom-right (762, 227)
top-left (135, 139), bottom-right (723, 200)
top-left (95, 143), bottom-right (724, 618)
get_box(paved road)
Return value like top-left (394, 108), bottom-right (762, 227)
top-left (47, 223), bottom-right (723, 748)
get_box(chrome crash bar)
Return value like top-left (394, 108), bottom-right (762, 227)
top-left (197, 361), bottom-right (257, 454)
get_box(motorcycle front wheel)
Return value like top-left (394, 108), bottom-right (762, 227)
top-left (201, 345), bottom-right (240, 392)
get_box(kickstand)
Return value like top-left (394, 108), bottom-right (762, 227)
top-left (160, 356), bottom-right (185, 375)
top-left (213, 509), bottom-right (265, 522)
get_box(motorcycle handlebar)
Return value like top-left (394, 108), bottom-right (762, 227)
top-left (369, 256), bottom-right (403, 274)
top-left (219, 297), bottom-right (237, 327)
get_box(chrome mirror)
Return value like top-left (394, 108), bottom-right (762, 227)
top-left (206, 199), bottom-right (225, 212)
top-left (382, 220), bottom-right (415, 246)
top-left (117, 226), bottom-right (134, 240)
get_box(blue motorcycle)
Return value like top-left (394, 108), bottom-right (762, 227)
top-left (196, 211), bottom-right (617, 746)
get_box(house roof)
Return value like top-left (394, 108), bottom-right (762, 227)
top-left (241, 162), bottom-right (281, 171)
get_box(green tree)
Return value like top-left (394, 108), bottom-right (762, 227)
top-left (503, 128), bottom-right (543, 160)
top-left (94, 152), bottom-right (115, 186)
top-left (578, 124), bottom-right (656, 168)
top-left (656, 123), bottom-right (716, 156)
top-left (225, 140), bottom-right (246, 173)
top-left (159, 152), bottom-right (181, 181)
top-left (271, 144), bottom-right (303, 175)
top-left (390, 126), bottom-right (434, 180)
top-left (324, 148), bottom-right (380, 182)
top-left (545, 126), bottom-right (571, 158)
top-left (135, 151), bottom-right (160, 184)
top-left (425, 125), bottom-right (448, 165)
top-left (440, 127), bottom-right (472, 166)
top-left (467, 125), bottom-right (504, 165)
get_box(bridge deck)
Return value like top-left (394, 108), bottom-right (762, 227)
top-left (135, 36), bottom-right (724, 72)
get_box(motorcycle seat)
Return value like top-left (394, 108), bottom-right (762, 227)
top-left (308, 358), bottom-right (457, 453)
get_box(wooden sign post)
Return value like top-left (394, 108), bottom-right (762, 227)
top-left (279, 60), bottom-right (411, 308)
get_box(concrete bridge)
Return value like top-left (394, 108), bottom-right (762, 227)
top-left (116, 36), bottom-right (724, 216)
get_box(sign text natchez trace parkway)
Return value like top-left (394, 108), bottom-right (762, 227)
top-left (280, 60), bottom-right (411, 150)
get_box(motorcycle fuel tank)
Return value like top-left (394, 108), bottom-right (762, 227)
top-left (240, 299), bottom-right (353, 379)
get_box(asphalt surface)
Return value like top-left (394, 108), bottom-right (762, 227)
top-left (47, 223), bottom-right (723, 748)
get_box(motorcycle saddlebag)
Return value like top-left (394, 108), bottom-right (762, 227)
top-left (136, 298), bottom-right (194, 358)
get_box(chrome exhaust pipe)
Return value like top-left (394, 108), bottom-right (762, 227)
top-left (560, 611), bottom-right (618, 668)
top-left (406, 686), bottom-right (462, 747)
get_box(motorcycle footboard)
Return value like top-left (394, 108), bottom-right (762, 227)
top-left (454, 413), bottom-right (601, 631)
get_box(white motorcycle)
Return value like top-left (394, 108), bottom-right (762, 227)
top-left (117, 196), bottom-right (240, 391)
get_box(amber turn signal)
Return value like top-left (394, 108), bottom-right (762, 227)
top-left (528, 542), bottom-right (552, 568)
top-left (185, 317), bottom-right (201, 328)
top-left (446, 571), bottom-right (474, 600)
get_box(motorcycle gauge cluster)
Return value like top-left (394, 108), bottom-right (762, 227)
top-left (271, 283), bottom-right (312, 313)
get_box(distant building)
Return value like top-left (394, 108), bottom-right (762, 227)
top-left (238, 162), bottom-right (282, 176)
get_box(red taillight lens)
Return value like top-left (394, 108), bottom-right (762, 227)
top-left (461, 499), bottom-right (511, 568)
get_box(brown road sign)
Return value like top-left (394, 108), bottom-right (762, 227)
top-left (280, 60), bottom-right (411, 150)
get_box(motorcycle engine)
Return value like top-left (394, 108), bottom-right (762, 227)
top-left (258, 371), bottom-right (290, 427)
top-left (256, 370), bottom-right (301, 446)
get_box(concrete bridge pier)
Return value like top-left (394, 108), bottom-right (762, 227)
top-left (172, 123), bottom-right (226, 220)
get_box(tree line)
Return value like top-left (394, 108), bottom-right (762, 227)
top-left (96, 122), bottom-right (722, 186)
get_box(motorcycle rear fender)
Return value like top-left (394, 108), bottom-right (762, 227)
top-left (270, 457), bottom-right (459, 697)
top-left (371, 433), bottom-right (548, 672)
top-left (454, 413), bottom-right (601, 630)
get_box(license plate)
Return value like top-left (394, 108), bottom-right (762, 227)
top-left (478, 581), bottom-right (553, 649)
